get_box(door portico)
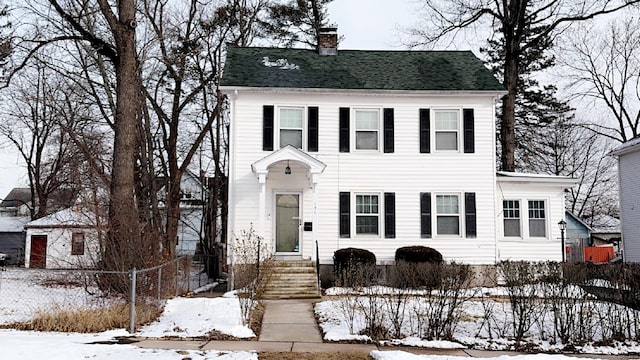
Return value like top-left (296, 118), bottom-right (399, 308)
top-left (251, 145), bottom-right (326, 258)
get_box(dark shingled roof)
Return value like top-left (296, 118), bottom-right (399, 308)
top-left (221, 47), bottom-right (504, 91)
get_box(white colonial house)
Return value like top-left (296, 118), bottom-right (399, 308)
top-left (612, 136), bottom-right (640, 263)
top-left (220, 29), bottom-right (576, 275)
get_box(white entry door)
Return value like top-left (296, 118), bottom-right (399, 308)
top-left (275, 193), bottom-right (301, 253)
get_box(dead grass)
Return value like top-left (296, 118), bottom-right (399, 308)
top-left (258, 352), bottom-right (371, 360)
top-left (5, 303), bottom-right (162, 333)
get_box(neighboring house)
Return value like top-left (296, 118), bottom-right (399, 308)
top-left (220, 28), bottom-right (577, 276)
top-left (0, 187), bottom-right (77, 218)
top-left (24, 207), bottom-right (103, 269)
top-left (565, 211), bottom-right (592, 246)
top-left (0, 216), bottom-right (30, 265)
top-left (0, 188), bottom-right (32, 217)
top-left (612, 137), bottom-right (640, 263)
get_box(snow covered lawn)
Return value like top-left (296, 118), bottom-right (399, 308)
top-left (316, 286), bottom-right (640, 355)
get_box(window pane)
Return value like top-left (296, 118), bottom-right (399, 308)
top-left (356, 215), bottom-right (378, 234)
top-left (280, 108), bottom-right (303, 128)
top-left (356, 110), bottom-right (379, 129)
top-left (528, 200), bottom-right (545, 219)
top-left (434, 111), bottom-right (459, 130)
top-left (436, 132), bottom-right (458, 150)
top-left (437, 216), bottom-right (459, 235)
top-left (356, 195), bottom-right (378, 214)
top-left (504, 219), bottom-right (521, 237)
top-left (529, 219), bottom-right (546, 237)
top-left (280, 129), bottom-right (302, 148)
top-left (356, 131), bottom-right (378, 150)
top-left (436, 195), bottom-right (459, 214)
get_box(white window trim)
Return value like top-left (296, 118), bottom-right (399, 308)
top-left (352, 192), bottom-right (382, 238)
top-left (502, 199), bottom-right (522, 238)
top-left (432, 108), bottom-right (462, 153)
top-left (351, 108), bottom-right (382, 152)
top-left (500, 198), bottom-right (550, 240)
top-left (433, 192), bottom-right (463, 238)
top-left (527, 199), bottom-right (548, 238)
top-left (277, 106), bottom-right (306, 150)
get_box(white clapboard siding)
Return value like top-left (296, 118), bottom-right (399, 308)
top-left (228, 90), bottom-right (501, 265)
top-left (618, 148), bottom-right (640, 262)
top-left (495, 181), bottom-right (569, 262)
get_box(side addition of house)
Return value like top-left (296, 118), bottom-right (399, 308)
top-left (612, 137), bottom-right (640, 263)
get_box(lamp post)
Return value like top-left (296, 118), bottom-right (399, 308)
top-left (558, 220), bottom-right (567, 262)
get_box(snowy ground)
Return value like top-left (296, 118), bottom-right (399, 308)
top-left (2, 268), bottom-right (640, 359)
top-left (315, 286), bottom-right (640, 355)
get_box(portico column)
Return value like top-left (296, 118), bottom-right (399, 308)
top-left (257, 172), bottom-right (267, 242)
top-left (311, 172), bottom-right (319, 261)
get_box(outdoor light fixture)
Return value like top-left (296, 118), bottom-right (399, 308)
top-left (285, 160), bottom-right (291, 175)
top-left (558, 219), bottom-right (567, 262)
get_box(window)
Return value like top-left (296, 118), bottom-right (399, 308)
top-left (528, 200), bottom-right (546, 237)
top-left (279, 107), bottom-right (304, 148)
top-left (503, 200), bottom-right (521, 237)
top-left (434, 110), bottom-right (459, 151)
top-left (71, 232), bottom-right (85, 255)
top-left (436, 194), bottom-right (460, 235)
top-left (355, 109), bottom-right (379, 150)
top-left (356, 194), bottom-right (379, 235)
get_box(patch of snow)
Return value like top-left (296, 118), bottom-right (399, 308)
top-left (261, 56), bottom-right (300, 70)
top-left (138, 297), bottom-right (255, 339)
top-left (380, 337), bottom-right (466, 349)
top-left (0, 330), bottom-right (257, 360)
top-left (193, 282), bottom-right (219, 293)
top-left (370, 351), bottom-right (609, 360)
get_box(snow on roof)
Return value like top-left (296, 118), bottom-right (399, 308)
top-left (611, 136), bottom-right (640, 156)
top-left (0, 216), bottom-right (30, 232)
top-left (25, 208), bottom-right (101, 228)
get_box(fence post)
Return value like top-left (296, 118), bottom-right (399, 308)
top-left (176, 258), bottom-right (180, 296)
top-left (129, 267), bottom-right (137, 333)
top-left (157, 267), bottom-right (162, 302)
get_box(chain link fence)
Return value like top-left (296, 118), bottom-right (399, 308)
top-left (0, 256), bottom-right (213, 332)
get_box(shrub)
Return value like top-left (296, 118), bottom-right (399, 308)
top-left (392, 246), bottom-right (443, 289)
top-left (395, 246), bottom-right (443, 263)
top-left (333, 248), bottom-right (377, 287)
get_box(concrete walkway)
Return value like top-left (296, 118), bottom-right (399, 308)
top-left (259, 299), bottom-right (322, 343)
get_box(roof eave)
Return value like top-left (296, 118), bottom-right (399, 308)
top-left (496, 172), bottom-right (579, 186)
top-left (219, 85), bottom-right (507, 97)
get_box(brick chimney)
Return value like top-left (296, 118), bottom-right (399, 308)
top-left (318, 27), bottom-right (338, 56)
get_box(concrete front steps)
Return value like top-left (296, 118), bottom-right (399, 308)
top-left (261, 260), bottom-right (321, 300)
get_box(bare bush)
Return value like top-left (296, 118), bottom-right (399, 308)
top-left (231, 226), bottom-right (272, 326)
top-left (498, 261), bottom-right (546, 344)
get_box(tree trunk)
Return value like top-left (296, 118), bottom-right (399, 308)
top-left (105, 2), bottom-right (142, 271)
top-left (500, 20), bottom-right (520, 172)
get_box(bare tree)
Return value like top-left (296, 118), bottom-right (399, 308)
top-left (561, 16), bottom-right (640, 143)
top-left (408, 0), bottom-right (640, 171)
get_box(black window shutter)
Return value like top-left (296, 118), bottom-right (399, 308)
top-left (463, 108), bottom-right (475, 153)
top-left (420, 192), bottom-right (432, 238)
top-left (263, 105), bottom-right (274, 151)
top-left (384, 108), bottom-right (394, 153)
top-left (339, 192), bottom-right (350, 238)
top-left (384, 192), bottom-right (396, 238)
top-left (308, 107), bottom-right (319, 152)
top-left (419, 109), bottom-right (430, 153)
top-left (339, 107), bottom-right (350, 152)
top-left (465, 192), bottom-right (477, 238)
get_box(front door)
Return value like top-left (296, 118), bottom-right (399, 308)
top-left (30, 235), bottom-right (47, 269)
top-left (275, 193), bottom-right (301, 253)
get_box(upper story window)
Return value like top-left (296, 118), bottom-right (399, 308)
top-left (355, 194), bottom-right (379, 235)
top-left (503, 200), bottom-right (521, 237)
top-left (355, 109), bottom-right (380, 150)
top-left (279, 107), bottom-right (304, 149)
top-left (436, 194), bottom-right (460, 236)
top-left (528, 200), bottom-right (547, 237)
top-left (434, 110), bottom-right (459, 151)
